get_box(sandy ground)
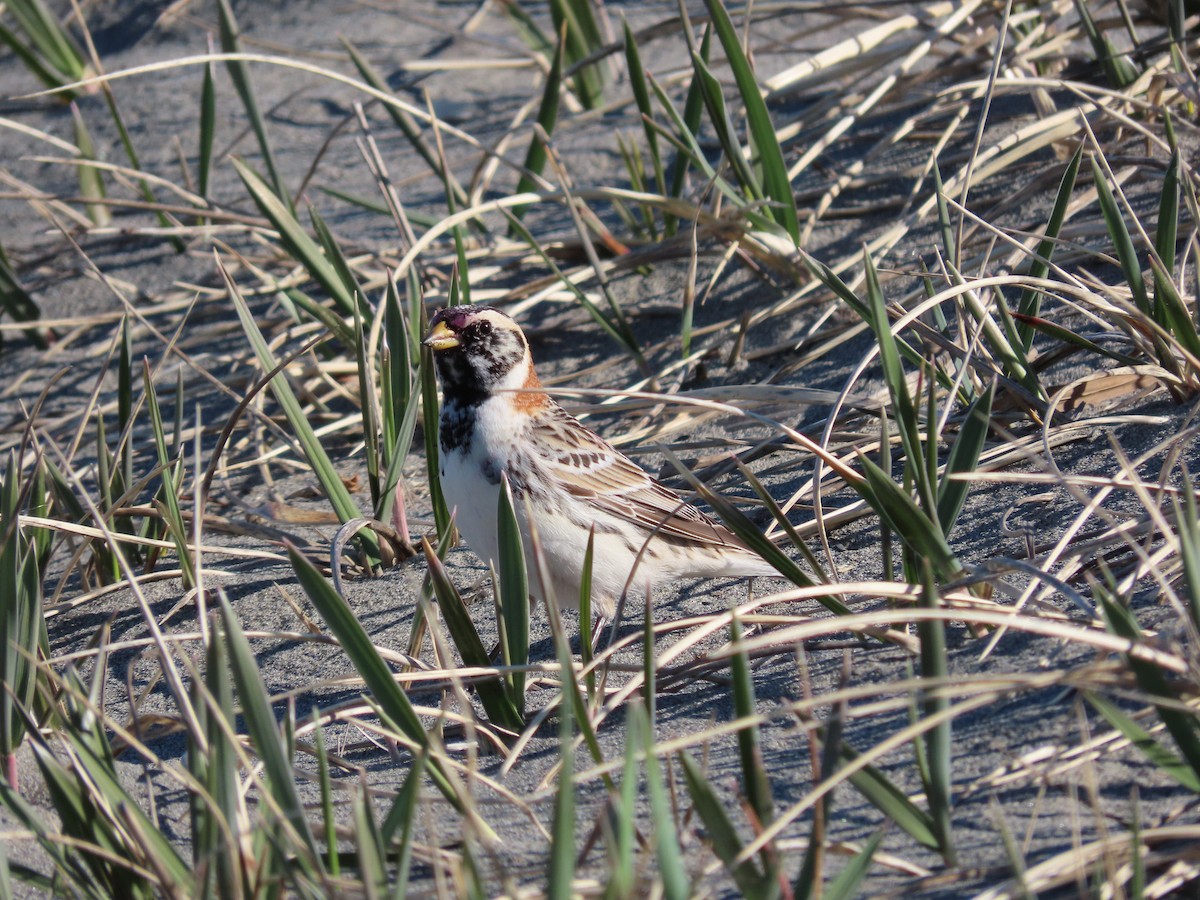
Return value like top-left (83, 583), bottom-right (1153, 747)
top-left (2, 1), bottom-right (1199, 896)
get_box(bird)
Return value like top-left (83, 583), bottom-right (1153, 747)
top-left (423, 304), bottom-right (778, 621)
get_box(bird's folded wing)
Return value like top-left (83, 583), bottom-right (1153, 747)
top-left (532, 412), bottom-right (756, 551)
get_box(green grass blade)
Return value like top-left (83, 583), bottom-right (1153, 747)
top-left (691, 50), bottom-right (762, 205)
top-left (549, 0), bottom-right (606, 109)
top-left (634, 703), bottom-right (690, 900)
top-left (7, 0), bottom-right (85, 81)
top-left (232, 159), bottom-right (360, 319)
top-left (216, 592), bottom-right (322, 872)
top-left (217, 0), bottom-right (290, 208)
top-left (421, 538), bottom-right (524, 732)
top-left (496, 476), bottom-right (529, 713)
top-left (623, 19), bottom-right (665, 200)
top-left (730, 613), bottom-right (773, 831)
top-left (546, 652), bottom-right (575, 899)
top-left (935, 381), bottom-right (994, 538)
top-left (1018, 146), bottom-right (1082, 349)
top-left (142, 361), bottom-right (195, 589)
top-left (0, 243), bottom-right (46, 349)
top-left (703, 0), bottom-right (797, 241)
top-left (512, 32), bottom-right (565, 224)
top-left (857, 454), bottom-right (962, 582)
top-left (420, 337), bottom-right (453, 542)
top-left (664, 24), bottom-right (710, 237)
top-left (198, 50), bottom-right (215, 203)
top-left (1098, 590), bottom-right (1200, 779)
top-left (824, 830), bottom-right (883, 900)
top-left (863, 250), bottom-right (936, 520)
top-left (917, 562), bottom-right (954, 863)
top-left (1085, 692), bottom-right (1200, 791)
top-left (832, 733), bottom-right (939, 850)
top-left (679, 751), bottom-right (770, 898)
top-left (222, 258), bottom-right (381, 563)
top-left (1091, 156), bottom-right (1150, 317)
top-left (1174, 467), bottom-right (1200, 631)
top-left (286, 542), bottom-right (463, 807)
top-left (70, 103), bottom-right (109, 226)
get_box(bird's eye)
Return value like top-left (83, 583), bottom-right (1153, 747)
top-left (475, 320), bottom-right (492, 337)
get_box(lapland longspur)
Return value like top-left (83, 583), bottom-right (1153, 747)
top-left (424, 305), bottom-right (777, 619)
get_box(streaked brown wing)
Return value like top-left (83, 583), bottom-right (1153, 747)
top-left (531, 408), bottom-right (755, 551)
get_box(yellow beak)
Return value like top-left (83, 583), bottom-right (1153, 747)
top-left (424, 320), bottom-right (460, 351)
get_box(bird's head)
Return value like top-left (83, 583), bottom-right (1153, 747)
top-left (424, 305), bottom-right (537, 402)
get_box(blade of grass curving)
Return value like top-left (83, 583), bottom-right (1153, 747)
top-left (222, 258), bottom-right (381, 563)
top-left (217, 0), bottom-right (290, 208)
top-left (142, 361), bottom-right (195, 589)
top-left (634, 702), bottom-right (690, 900)
top-left (1097, 588), bottom-right (1200, 780)
top-left (935, 380), bottom-right (994, 538)
top-left (286, 542), bottom-right (463, 811)
top-left (496, 475), bottom-right (529, 714)
top-left (233, 159), bottom-right (360, 319)
top-left (216, 592), bottom-right (323, 877)
top-left (679, 751), bottom-right (771, 898)
top-left (1010, 312), bottom-right (1141, 367)
top-left (421, 538), bottom-right (524, 732)
top-left (1018, 146), bottom-right (1082, 349)
top-left (703, 0), bottom-right (797, 242)
top-left (309, 205), bottom-right (368, 316)
top-left (917, 561), bottom-right (954, 863)
top-left (512, 31), bottom-right (565, 224)
top-left (1085, 692), bottom-right (1200, 791)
